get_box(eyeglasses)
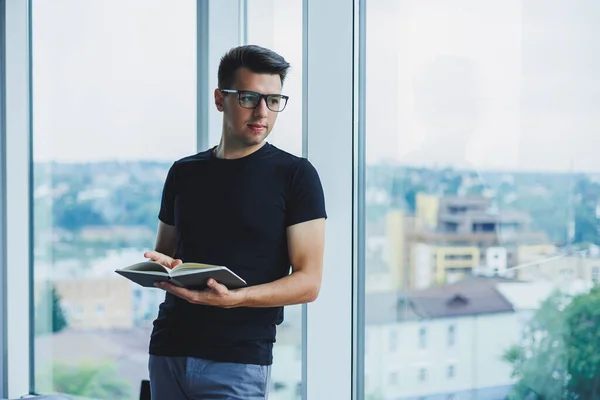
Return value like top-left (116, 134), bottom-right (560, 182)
top-left (220, 89), bottom-right (289, 112)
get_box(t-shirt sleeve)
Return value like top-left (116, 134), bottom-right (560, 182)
top-left (286, 158), bottom-right (327, 227)
top-left (158, 163), bottom-right (177, 226)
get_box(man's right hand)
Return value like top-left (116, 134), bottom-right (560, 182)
top-left (144, 251), bottom-right (183, 270)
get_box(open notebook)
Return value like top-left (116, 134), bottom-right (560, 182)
top-left (115, 261), bottom-right (247, 289)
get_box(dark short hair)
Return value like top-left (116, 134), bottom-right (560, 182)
top-left (218, 45), bottom-right (290, 89)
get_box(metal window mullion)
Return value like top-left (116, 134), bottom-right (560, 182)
top-left (197, 0), bottom-right (209, 151)
top-left (353, 0), bottom-right (367, 399)
top-left (0, 0), bottom-right (7, 395)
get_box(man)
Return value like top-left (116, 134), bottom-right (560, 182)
top-left (144, 44), bottom-right (327, 400)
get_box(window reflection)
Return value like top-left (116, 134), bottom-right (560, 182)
top-left (365, 1), bottom-right (600, 399)
top-left (32, 1), bottom-right (196, 397)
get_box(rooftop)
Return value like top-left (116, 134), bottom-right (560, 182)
top-left (366, 276), bottom-right (516, 325)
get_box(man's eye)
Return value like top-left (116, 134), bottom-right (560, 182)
top-left (241, 96), bottom-right (256, 102)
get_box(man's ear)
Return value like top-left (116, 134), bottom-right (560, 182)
top-left (214, 88), bottom-right (224, 112)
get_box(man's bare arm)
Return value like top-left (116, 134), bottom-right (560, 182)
top-left (144, 221), bottom-right (180, 269)
top-left (156, 218), bottom-right (326, 308)
top-left (233, 218), bottom-right (325, 307)
top-left (154, 221), bottom-right (177, 257)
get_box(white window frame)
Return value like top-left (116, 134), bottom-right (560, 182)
top-left (0, 1), bottom-right (6, 394)
top-left (0, 1), bottom-right (5, 395)
top-left (303, 0), bottom-right (355, 399)
top-left (2, 0), bottom-right (33, 397)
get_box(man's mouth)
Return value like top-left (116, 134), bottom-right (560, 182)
top-left (247, 124), bottom-right (266, 132)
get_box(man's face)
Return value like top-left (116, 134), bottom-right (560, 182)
top-left (215, 67), bottom-right (283, 148)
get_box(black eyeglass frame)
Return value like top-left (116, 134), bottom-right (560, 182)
top-left (220, 89), bottom-right (289, 112)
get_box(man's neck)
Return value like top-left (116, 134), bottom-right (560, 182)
top-left (214, 140), bottom-right (266, 160)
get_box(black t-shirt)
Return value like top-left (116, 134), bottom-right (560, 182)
top-left (148, 143), bottom-right (327, 365)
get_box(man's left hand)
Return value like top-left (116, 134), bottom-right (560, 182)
top-left (154, 279), bottom-right (242, 308)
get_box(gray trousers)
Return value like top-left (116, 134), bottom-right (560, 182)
top-left (149, 355), bottom-right (271, 400)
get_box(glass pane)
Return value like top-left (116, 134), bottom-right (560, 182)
top-left (365, 1), bottom-right (600, 399)
top-left (32, 1), bottom-right (196, 398)
top-left (247, 0), bottom-right (303, 157)
top-left (247, 1), bottom-right (303, 399)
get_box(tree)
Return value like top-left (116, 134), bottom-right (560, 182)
top-left (573, 176), bottom-right (600, 245)
top-left (51, 286), bottom-right (68, 333)
top-left (504, 286), bottom-right (600, 399)
top-left (574, 205), bottom-right (599, 245)
top-left (442, 175), bottom-right (462, 196)
top-left (35, 283), bottom-right (68, 335)
top-left (563, 285), bottom-right (600, 398)
top-left (53, 198), bottom-right (107, 231)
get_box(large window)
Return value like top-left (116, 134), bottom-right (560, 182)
top-left (7, 0), bottom-right (598, 398)
top-left (32, 1), bottom-right (196, 397)
top-left (246, 1), bottom-right (304, 398)
top-left (364, 1), bottom-right (600, 399)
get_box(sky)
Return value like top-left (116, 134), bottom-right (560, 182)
top-left (31, 0), bottom-right (600, 173)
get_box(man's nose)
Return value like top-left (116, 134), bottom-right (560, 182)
top-left (253, 98), bottom-right (269, 117)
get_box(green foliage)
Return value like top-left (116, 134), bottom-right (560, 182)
top-left (54, 198), bottom-right (107, 231)
top-left (34, 162), bottom-right (600, 251)
top-left (366, 392), bottom-right (384, 400)
top-left (49, 361), bottom-right (132, 399)
top-left (34, 161), bottom-right (166, 234)
top-left (403, 186), bottom-right (425, 212)
top-left (573, 177), bottom-right (600, 245)
top-left (442, 175), bottom-right (462, 196)
top-left (504, 287), bottom-right (600, 399)
top-left (511, 192), bottom-right (569, 244)
top-left (503, 291), bottom-right (571, 399)
top-left (563, 286), bottom-right (600, 398)
top-left (35, 283), bottom-right (68, 336)
top-left (51, 287), bottom-right (69, 333)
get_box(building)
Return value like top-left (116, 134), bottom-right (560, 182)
top-left (415, 193), bottom-right (439, 231)
top-left (383, 195), bottom-right (549, 290)
top-left (49, 278), bottom-right (163, 330)
top-left (515, 247), bottom-right (600, 284)
top-left (473, 246), bottom-right (513, 278)
top-left (33, 249), bottom-right (164, 331)
top-left (365, 277), bottom-right (518, 400)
